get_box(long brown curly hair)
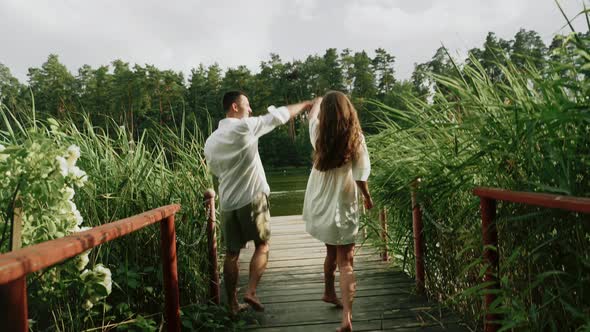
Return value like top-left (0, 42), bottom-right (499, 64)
top-left (313, 91), bottom-right (363, 171)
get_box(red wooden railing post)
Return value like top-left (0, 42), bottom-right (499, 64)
top-left (480, 197), bottom-right (499, 332)
top-left (411, 183), bottom-right (425, 295)
top-left (160, 214), bottom-right (180, 332)
top-left (379, 208), bottom-right (389, 261)
top-left (0, 277), bottom-right (28, 332)
top-left (205, 189), bottom-right (220, 305)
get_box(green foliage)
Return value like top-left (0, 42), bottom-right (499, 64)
top-left (0, 113), bottom-right (114, 324)
top-left (0, 107), bottom-right (214, 330)
top-left (366, 29), bottom-right (590, 331)
top-left (180, 304), bottom-right (251, 331)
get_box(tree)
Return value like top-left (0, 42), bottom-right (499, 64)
top-left (340, 48), bottom-right (355, 94)
top-left (410, 46), bottom-right (457, 101)
top-left (187, 64), bottom-right (210, 131)
top-left (27, 54), bottom-right (77, 117)
top-left (372, 48), bottom-right (396, 97)
top-left (467, 32), bottom-right (512, 82)
top-left (410, 62), bottom-right (430, 100)
top-left (320, 48), bottom-right (345, 92)
top-left (110, 60), bottom-right (135, 132)
top-left (0, 63), bottom-right (24, 111)
top-left (511, 29), bottom-right (547, 71)
top-left (351, 51), bottom-right (376, 99)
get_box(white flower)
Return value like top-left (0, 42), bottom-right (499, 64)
top-left (76, 251), bottom-right (90, 271)
top-left (56, 156), bottom-right (68, 176)
top-left (69, 166), bottom-right (88, 187)
top-left (82, 299), bottom-right (93, 310)
top-left (75, 176), bottom-right (88, 187)
top-left (73, 209), bottom-right (83, 226)
top-left (80, 269), bottom-right (91, 280)
top-left (94, 264), bottom-right (112, 294)
top-left (70, 166), bottom-right (85, 178)
top-left (66, 145), bottom-right (80, 168)
top-left (0, 144), bottom-right (5, 152)
top-left (67, 201), bottom-right (83, 226)
top-left (61, 187), bottom-right (75, 200)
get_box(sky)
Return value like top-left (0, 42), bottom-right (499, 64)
top-left (1, 0), bottom-right (587, 83)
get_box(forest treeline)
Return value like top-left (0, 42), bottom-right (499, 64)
top-left (0, 28), bottom-right (564, 166)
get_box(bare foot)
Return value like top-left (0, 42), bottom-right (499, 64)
top-left (336, 316), bottom-right (352, 331)
top-left (244, 294), bottom-right (265, 312)
top-left (336, 324), bottom-right (352, 332)
top-left (322, 294), bottom-right (343, 308)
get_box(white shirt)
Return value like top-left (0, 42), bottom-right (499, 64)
top-left (302, 115), bottom-right (371, 245)
top-left (204, 106), bottom-right (290, 211)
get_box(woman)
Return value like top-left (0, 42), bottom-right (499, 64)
top-left (302, 91), bottom-right (373, 332)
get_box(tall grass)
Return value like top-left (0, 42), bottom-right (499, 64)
top-left (0, 108), bottom-right (216, 330)
top-left (366, 31), bottom-right (590, 330)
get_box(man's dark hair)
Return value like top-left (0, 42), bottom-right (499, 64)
top-left (222, 91), bottom-right (247, 112)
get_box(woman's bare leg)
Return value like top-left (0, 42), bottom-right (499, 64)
top-left (322, 244), bottom-right (342, 307)
top-left (336, 243), bottom-right (355, 331)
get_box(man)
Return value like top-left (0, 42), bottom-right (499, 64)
top-left (204, 91), bottom-right (312, 315)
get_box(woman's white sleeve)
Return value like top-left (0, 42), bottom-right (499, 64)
top-left (352, 136), bottom-right (371, 181)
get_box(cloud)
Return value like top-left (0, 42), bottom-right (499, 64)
top-left (0, 0), bottom-right (587, 83)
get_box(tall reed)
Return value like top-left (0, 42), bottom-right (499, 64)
top-left (366, 30), bottom-right (590, 331)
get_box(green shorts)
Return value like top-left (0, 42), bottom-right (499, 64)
top-left (221, 193), bottom-right (271, 253)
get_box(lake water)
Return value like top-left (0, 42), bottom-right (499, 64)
top-left (266, 168), bottom-right (310, 216)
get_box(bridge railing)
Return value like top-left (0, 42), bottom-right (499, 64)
top-left (205, 185), bottom-right (590, 332)
top-left (0, 204), bottom-right (182, 332)
top-left (377, 186), bottom-right (590, 332)
top-left (472, 187), bottom-right (590, 332)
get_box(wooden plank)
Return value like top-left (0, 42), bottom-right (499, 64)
top-left (247, 299), bottom-right (461, 328)
top-left (238, 251), bottom-right (378, 266)
top-left (248, 321), bottom-right (468, 332)
top-left (245, 286), bottom-right (416, 305)
top-left (240, 277), bottom-right (415, 298)
top-left (221, 215), bottom-right (464, 331)
top-left (242, 263), bottom-right (399, 279)
top-left (239, 246), bottom-right (377, 258)
top-left (240, 265), bottom-right (390, 282)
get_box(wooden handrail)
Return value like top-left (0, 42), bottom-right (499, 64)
top-left (473, 187), bottom-right (589, 332)
top-left (0, 204), bottom-right (182, 332)
top-left (473, 187), bottom-right (590, 213)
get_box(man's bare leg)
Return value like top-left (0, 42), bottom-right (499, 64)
top-left (322, 244), bottom-right (342, 307)
top-left (336, 244), bottom-right (356, 332)
top-left (224, 250), bottom-right (245, 315)
top-left (244, 240), bottom-right (269, 311)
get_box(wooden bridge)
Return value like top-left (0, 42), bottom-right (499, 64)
top-left (237, 215), bottom-right (468, 331)
top-left (1, 188), bottom-right (589, 331)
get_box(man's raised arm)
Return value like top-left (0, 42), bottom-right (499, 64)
top-left (285, 100), bottom-right (315, 119)
top-left (246, 100), bottom-right (314, 138)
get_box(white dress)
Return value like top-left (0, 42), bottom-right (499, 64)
top-left (302, 115), bottom-right (371, 245)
